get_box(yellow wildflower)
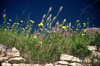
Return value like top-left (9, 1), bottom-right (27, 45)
top-left (65, 30), bottom-right (67, 32)
top-left (60, 24), bottom-right (62, 26)
top-left (66, 25), bottom-right (69, 28)
top-left (62, 26), bottom-right (66, 29)
top-left (33, 35), bottom-right (37, 38)
top-left (27, 25), bottom-right (29, 27)
top-left (21, 20), bottom-right (23, 23)
top-left (40, 28), bottom-right (41, 30)
top-left (9, 19), bottom-right (12, 21)
top-left (30, 28), bottom-right (32, 30)
top-left (82, 34), bottom-right (85, 36)
top-left (64, 19), bottom-right (66, 22)
top-left (3, 15), bottom-right (6, 17)
top-left (76, 28), bottom-right (78, 30)
top-left (27, 34), bottom-right (29, 37)
top-left (79, 26), bottom-right (81, 27)
top-left (7, 23), bottom-right (10, 24)
top-left (14, 23), bottom-right (16, 24)
top-left (22, 28), bottom-right (25, 31)
top-left (40, 22), bottom-right (43, 26)
top-left (76, 20), bottom-right (80, 22)
top-left (39, 41), bottom-right (42, 44)
top-left (17, 23), bottom-right (19, 25)
top-left (4, 29), bottom-right (6, 31)
top-left (83, 23), bottom-right (86, 25)
top-left (52, 28), bottom-right (54, 29)
top-left (38, 24), bottom-right (41, 27)
top-left (12, 25), bottom-right (15, 26)
top-left (30, 20), bottom-right (34, 23)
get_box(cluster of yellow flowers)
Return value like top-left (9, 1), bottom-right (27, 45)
top-left (38, 22), bottom-right (43, 27)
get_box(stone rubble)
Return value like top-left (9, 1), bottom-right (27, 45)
top-left (0, 44), bottom-right (100, 66)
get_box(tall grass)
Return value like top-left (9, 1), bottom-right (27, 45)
top-left (0, 6), bottom-right (100, 65)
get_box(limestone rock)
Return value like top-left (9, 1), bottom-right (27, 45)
top-left (2, 62), bottom-right (12, 66)
top-left (45, 63), bottom-right (53, 66)
top-left (33, 64), bottom-right (42, 66)
top-left (87, 46), bottom-right (97, 51)
top-left (8, 56), bottom-right (25, 63)
top-left (0, 56), bottom-right (10, 62)
top-left (54, 61), bottom-right (68, 65)
top-left (60, 54), bottom-right (82, 62)
top-left (83, 57), bottom-right (91, 63)
top-left (55, 65), bottom-right (68, 66)
top-left (11, 47), bottom-right (20, 57)
top-left (60, 54), bottom-right (74, 61)
top-left (68, 63), bottom-right (82, 66)
top-left (0, 44), bottom-right (7, 56)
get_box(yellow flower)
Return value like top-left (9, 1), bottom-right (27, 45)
top-left (3, 15), bottom-right (6, 17)
top-left (30, 20), bottom-right (34, 23)
top-left (7, 23), bottom-right (10, 24)
top-left (30, 28), bottom-right (32, 29)
top-left (14, 23), bottom-right (16, 24)
top-left (76, 28), bottom-right (78, 30)
top-left (38, 24), bottom-right (41, 27)
top-left (39, 41), bottom-right (42, 44)
top-left (27, 34), bottom-right (29, 37)
top-left (79, 26), bottom-right (81, 27)
top-left (4, 29), bottom-right (7, 31)
top-left (65, 30), bottom-right (67, 32)
top-left (22, 28), bottom-right (25, 31)
top-left (52, 28), bottom-right (54, 29)
top-left (21, 20), bottom-right (23, 23)
top-left (66, 25), bottom-right (69, 28)
top-left (76, 20), bottom-right (80, 22)
top-left (33, 35), bottom-right (37, 38)
top-left (83, 23), bottom-right (86, 25)
top-left (17, 23), bottom-right (19, 25)
top-left (64, 19), bottom-right (66, 22)
top-left (60, 24), bottom-right (62, 26)
top-left (27, 25), bottom-right (29, 27)
top-left (12, 25), bottom-right (15, 26)
top-left (9, 19), bottom-right (12, 21)
top-left (82, 34), bottom-right (85, 36)
top-left (40, 22), bottom-right (43, 26)
top-left (62, 26), bottom-right (66, 29)
top-left (40, 28), bottom-right (41, 30)
top-left (7, 26), bottom-right (9, 28)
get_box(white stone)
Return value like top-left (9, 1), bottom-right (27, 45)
top-left (55, 61), bottom-right (68, 65)
top-left (34, 64), bottom-right (42, 66)
top-left (8, 57), bottom-right (25, 63)
top-left (60, 54), bottom-right (82, 62)
top-left (71, 57), bottom-right (82, 62)
top-left (83, 57), bottom-right (91, 63)
top-left (0, 56), bottom-right (10, 61)
top-left (60, 54), bottom-right (74, 61)
top-left (45, 63), bottom-right (53, 66)
top-left (2, 62), bottom-right (12, 66)
top-left (68, 63), bottom-right (82, 66)
top-left (55, 65), bottom-right (68, 66)
top-left (87, 46), bottom-right (97, 51)
top-left (11, 47), bottom-right (20, 57)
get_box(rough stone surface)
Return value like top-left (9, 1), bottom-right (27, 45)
top-left (60, 54), bottom-right (74, 61)
top-left (54, 61), bottom-right (68, 65)
top-left (2, 62), bottom-right (12, 66)
top-left (83, 57), bottom-right (91, 63)
top-left (8, 57), bottom-right (25, 63)
top-left (45, 63), bottom-right (53, 66)
top-left (87, 46), bottom-right (97, 51)
top-left (68, 63), bottom-right (82, 66)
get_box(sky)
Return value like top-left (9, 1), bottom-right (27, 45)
top-left (0, 0), bottom-right (100, 34)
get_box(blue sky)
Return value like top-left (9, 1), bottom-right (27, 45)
top-left (0, 0), bottom-right (100, 34)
